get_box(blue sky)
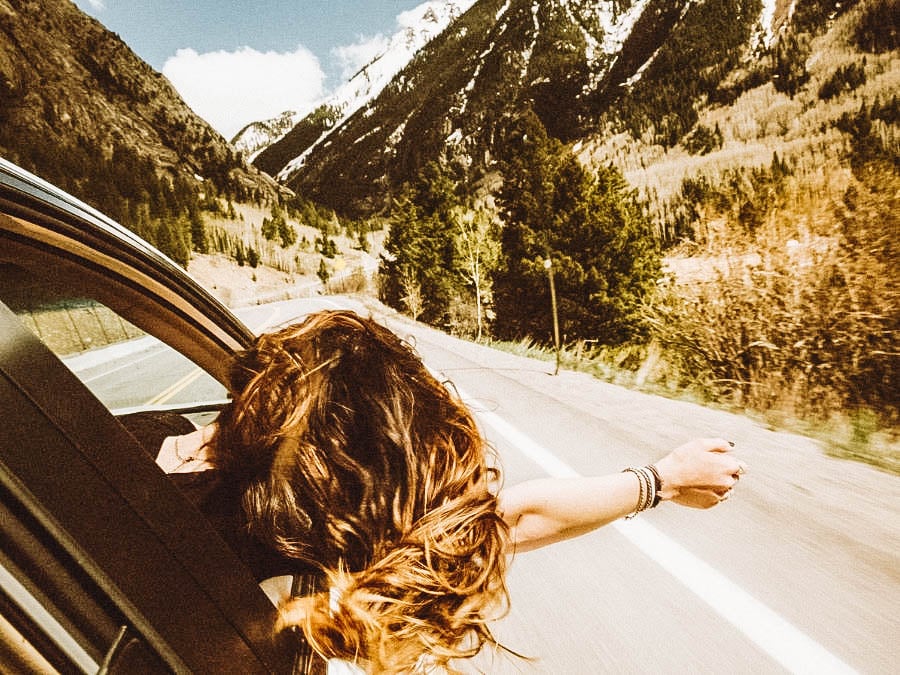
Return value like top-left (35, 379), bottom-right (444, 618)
top-left (71, 0), bottom-right (431, 138)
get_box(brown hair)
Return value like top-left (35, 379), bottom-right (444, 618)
top-left (213, 310), bottom-right (509, 671)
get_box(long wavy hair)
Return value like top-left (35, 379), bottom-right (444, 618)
top-left (212, 310), bottom-right (509, 672)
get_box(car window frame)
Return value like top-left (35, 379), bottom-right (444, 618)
top-left (0, 158), bottom-right (254, 385)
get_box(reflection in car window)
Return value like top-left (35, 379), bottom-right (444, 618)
top-left (0, 261), bottom-right (226, 414)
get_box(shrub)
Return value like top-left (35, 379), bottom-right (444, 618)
top-left (683, 124), bottom-right (724, 155)
top-left (647, 183), bottom-right (898, 425)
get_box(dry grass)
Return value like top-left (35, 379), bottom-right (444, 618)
top-left (580, 6), bottom-right (899, 220)
top-left (205, 202), bottom-right (385, 278)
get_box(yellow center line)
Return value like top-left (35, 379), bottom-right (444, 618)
top-left (144, 305), bottom-right (284, 406)
top-left (144, 368), bottom-right (205, 406)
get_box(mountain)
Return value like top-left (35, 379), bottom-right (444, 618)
top-left (0, 0), bottom-right (279, 210)
top-left (261, 0), bottom-right (893, 218)
top-left (242, 0), bottom-right (476, 177)
top-left (231, 109), bottom-right (301, 163)
top-left (266, 0), bottom-right (763, 214)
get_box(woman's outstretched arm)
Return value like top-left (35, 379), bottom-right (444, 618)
top-left (496, 438), bottom-right (746, 553)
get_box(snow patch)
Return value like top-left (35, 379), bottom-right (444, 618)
top-left (760, 0), bottom-right (777, 46)
top-left (597, 0), bottom-right (652, 56)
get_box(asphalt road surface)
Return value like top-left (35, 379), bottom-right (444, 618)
top-left (69, 296), bottom-right (899, 674)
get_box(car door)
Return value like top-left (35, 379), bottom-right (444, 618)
top-left (0, 159), bottom-right (295, 673)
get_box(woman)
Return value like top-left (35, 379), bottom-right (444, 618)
top-left (146, 310), bottom-right (745, 673)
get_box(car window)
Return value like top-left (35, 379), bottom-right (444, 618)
top-left (0, 294), bottom-right (291, 674)
top-left (0, 261), bottom-right (227, 421)
top-left (1, 163), bottom-right (291, 673)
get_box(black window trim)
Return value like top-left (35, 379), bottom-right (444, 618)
top-left (0, 299), bottom-right (293, 672)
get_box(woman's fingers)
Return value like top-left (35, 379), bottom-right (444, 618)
top-left (656, 438), bottom-right (748, 504)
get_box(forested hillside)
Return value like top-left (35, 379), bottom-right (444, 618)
top-left (0, 0), bottom-right (288, 267)
top-left (0, 0), bottom-right (378, 283)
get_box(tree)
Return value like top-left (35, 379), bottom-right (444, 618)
top-left (451, 205), bottom-right (500, 340)
top-left (772, 33), bottom-right (810, 97)
top-left (261, 216), bottom-right (277, 241)
top-left (189, 204), bottom-right (208, 253)
top-left (379, 162), bottom-right (461, 323)
top-left (493, 110), bottom-right (570, 341)
top-left (156, 216), bottom-right (192, 268)
top-left (317, 257), bottom-right (331, 286)
top-left (494, 110), bottom-right (661, 345)
top-left (399, 265), bottom-right (424, 321)
top-left (246, 244), bottom-right (260, 268)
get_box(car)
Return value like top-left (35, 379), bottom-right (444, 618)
top-left (0, 157), bottom-right (298, 673)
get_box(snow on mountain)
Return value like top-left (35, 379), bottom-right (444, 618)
top-left (233, 1), bottom-right (475, 173)
top-left (596, 0), bottom-right (652, 58)
top-left (232, 109), bottom-right (303, 160)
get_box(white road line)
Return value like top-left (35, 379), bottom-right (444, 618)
top-left (470, 399), bottom-right (857, 675)
top-left (80, 347), bottom-right (162, 384)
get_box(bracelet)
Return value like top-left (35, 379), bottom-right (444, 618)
top-left (647, 464), bottom-right (662, 507)
top-left (622, 465), bottom-right (661, 518)
top-left (622, 467), bottom-right (645, 518)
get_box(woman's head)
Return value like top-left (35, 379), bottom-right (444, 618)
top-left (215, 310), bottom-right (509, 671)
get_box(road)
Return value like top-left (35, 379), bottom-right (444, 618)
top-left (71, 295), bottom-right (899, 674)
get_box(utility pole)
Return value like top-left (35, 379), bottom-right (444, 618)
top-left (543, 256), bottom-right (560, 375)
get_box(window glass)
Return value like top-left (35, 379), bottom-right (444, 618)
top-left (0, 262), bottom-right (226, 416)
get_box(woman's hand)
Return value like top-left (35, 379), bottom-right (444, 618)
top-left (653, 438), bottom-right (747, 509)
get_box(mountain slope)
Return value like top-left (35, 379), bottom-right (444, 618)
top-left (0, 0), bottom-right (278, 204)
top-left (264, 0), bottom-right (896, 222)
top-left (265, 0), bottom-right (780, 216)
top-left (237, 0), bottom-right (475, 173)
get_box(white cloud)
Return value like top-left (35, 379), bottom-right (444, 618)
top-left (331, 34), bottom-right (390, 82)
top-left (162, 45), bottom-right (326, 140)
top-left (86, 0), bottom-right (105, 9)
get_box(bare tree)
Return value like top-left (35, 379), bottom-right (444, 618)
top-left (399, 265), bottom-right (424, 321)
top-left (452, 206), bottom-right (500, 340)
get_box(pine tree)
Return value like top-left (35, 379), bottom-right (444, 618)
top-left (156, 216), bottom-right (191, 268)
top-left (379, 162), bottom-right (461, 323)
top-left (317, 257), bottom-right (331, 285)
top-left (189, 204), bottom-right (208, 253)
top-left (494, 110), bottom-right (661, 345)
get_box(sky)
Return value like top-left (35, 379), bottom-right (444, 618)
top-left (71, 1), bottom-right (432, 139)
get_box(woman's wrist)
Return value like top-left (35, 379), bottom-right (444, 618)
top-left (621, 465), bottom-right (662, 518)
top-left (651, 455), bottom-right (681, 502)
